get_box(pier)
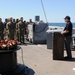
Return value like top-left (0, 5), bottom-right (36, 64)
top-left (17, 44), bottom-right (75, 75)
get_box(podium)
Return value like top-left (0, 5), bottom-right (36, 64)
top-left (0, 46), bottom-right (26, 75)
top-left (53, 32), bottom-right (64, 60)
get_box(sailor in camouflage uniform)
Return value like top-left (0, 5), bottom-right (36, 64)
top-left (0, 18), bottom-right (4, 40)
top-left (6, 18), bottom-right (16, 40)
top-left (19, 18), bottom-right (26, 44)
top-left (16, 19), bottom-right (20, 41)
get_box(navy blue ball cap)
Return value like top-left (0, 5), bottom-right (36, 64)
top-left (64, 16), bottom-right (71, 20)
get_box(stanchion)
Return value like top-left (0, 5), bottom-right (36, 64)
top-left (0, 46), bottom-right (29, 75)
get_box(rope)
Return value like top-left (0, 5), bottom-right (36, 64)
top-left (20, 47), bottom-right (29, 75)
top-left (41, 0), bottom-right (48, 24)
top-left (21, 47), bottom-right (25, 66)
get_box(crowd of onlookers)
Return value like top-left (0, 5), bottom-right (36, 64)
top-left (0, 17), bottom-right (33, 44)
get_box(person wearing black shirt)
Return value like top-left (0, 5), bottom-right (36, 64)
top-left (61, 16), bottom-right (73, 59)
top-left (0, 18), bottom-right (4, 40)
top-left (4, 18), bottom-right (8, 28)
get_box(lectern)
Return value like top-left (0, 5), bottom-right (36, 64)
top-left (53, 32), bottom-right (64, 60)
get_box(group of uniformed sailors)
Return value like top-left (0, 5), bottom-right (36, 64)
top-left (0, 17), bottom-right (30, 44)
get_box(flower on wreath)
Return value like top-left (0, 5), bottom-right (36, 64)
top-left (0, 40), bottom-right (18, 49)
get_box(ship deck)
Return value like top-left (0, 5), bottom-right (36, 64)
top-left (17, 43), bottom-right (75, 75)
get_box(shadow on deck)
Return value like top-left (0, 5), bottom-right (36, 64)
top-left (63, 58), bottom-right (75, 62)
top-left (1, 65), bottom-right (35, 75)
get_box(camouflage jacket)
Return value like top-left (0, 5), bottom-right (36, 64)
top-left (16, 22), bottom-right (26, 33)
top-left (6, 22), bottom-right (16, 34)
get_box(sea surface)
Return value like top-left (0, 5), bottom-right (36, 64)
top-left (48, 23), bottom-right (75, 28)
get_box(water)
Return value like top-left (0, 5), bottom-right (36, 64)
top-left (48, 23), bottom-right (75, 28)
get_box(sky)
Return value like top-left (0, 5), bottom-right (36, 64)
top-left (0, 0), bottom-right (75, 22)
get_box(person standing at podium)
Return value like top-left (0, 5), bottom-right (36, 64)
top-left (61, 16), bottom-right (73, 59)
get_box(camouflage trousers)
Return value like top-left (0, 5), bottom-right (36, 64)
top-left (0, 34), bottom-right (4, 40)
top-left (9, 31), bottom-right (15, 40)
top-left (20, 32), bottom-right (25, 43)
